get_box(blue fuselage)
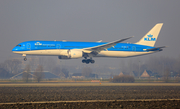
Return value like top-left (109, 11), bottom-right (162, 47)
top-left (12, 40), bottom-right (154, 52)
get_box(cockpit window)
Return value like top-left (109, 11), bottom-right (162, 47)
top-left (16, 45), bottom-right (21, 47)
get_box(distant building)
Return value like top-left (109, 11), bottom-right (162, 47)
top-left (71, 73), bottom-right (98, 79)
top-left (43, 72), bottom-right (60, 79)
top-left (141, 70), bottom-right (150, 78)
top-left (89, 74), bottom-right (98, 79)
top-left (119, 72), bottom-right (124, 76)
top-left (71, 73), bottom-right (85, 79)
top-left (10, 71), bottom-right (60, 79)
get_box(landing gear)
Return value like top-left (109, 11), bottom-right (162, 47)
top-left (22, 54), bottom-right (27, 61)
top-left (82, 58), bottom-right (95, 64)
top-left (24, 57), bottom-right (27, 61)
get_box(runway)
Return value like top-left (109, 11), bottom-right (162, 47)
top-left (0, 82), bottom-right (180, 87)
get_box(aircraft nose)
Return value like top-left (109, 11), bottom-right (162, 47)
top-left (12, 47), bottom-right (17, 51)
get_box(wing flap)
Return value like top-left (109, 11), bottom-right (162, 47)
top-left (84, 36), bottom-right (133, 52)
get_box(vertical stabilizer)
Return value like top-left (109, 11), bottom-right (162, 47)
top-left (135, 23), bottom-right (163, 47)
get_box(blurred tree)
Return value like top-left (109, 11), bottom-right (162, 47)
top-left (52, 66), bottom-right (61, 78)
top-left (61, 68), bottom-right (69, 78)
top-left (109, 75), bottom-right (135, 83)
top-left (2, 59), bottom-right (22, 74)
top-left (119, 60), bottom-right (126, 73)
top-left (82, 67), bottom-right (92, 77)
top-left (34, 65), bottom-right (44, 82)
top-left (52, 66), bottom-right (69, 78)
top-left (28, 57), bottom-right (39, 71)
top-left (44, 57), bottom-right (56, 72)
top-left (0, 67), bottom-right (11, 79)
top-left (173, 56), bottom-right (180, 76)
top-left (163, 68), bottom-right (170, 83)
top-left (145, 56), bottom-right (173, 77)
top-left (22, 64), bottom-right (31, 83)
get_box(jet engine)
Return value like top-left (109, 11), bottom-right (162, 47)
top-left (58, 50), bottom-right (83, 59)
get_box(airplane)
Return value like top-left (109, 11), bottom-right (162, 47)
top-left (12, 23), bottom-right (165, 64)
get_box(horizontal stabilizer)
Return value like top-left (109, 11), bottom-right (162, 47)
top-left (145, 46), bottom-right (166, 51)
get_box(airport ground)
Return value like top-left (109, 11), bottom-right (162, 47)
top-left (0, 83), bottom-right (180, 108)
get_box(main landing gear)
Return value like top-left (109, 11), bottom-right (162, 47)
top-left (82, 57), bottom-right (95, 64)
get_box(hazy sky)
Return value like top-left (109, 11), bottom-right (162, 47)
top-left (0, 0), bottom-right (180, 67)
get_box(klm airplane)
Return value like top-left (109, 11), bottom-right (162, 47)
top-left (12, 23), bottom-right (165, 64)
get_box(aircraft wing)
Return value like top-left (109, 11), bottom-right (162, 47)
top-left (145, 46), bottom-right (167, 51)
top-left (83, 36), bottom-right (133, 54)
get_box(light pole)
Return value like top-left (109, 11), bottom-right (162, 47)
top-left (171, 72), bottom-right (173, 79)
top-left (139, 61), bottom-right (140, 79)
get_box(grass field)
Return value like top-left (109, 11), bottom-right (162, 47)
top-left (0, 83), bottom-right (180, 108)
top-left (0, 82), bottom-right (180, 87)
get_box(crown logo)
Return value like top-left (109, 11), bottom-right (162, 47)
top-left (35, 42), bottom-right (42, 45)
top-left (147, 34), bottom-right (153, 37)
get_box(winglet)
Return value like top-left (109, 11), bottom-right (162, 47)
top-left (96, 40), bottom-right (102, 42)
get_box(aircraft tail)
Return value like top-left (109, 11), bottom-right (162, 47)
top-left (135, 23), bottom-right (163, 47)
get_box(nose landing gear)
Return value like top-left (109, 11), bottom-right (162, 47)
top-left (22, 54), bottom-right (27, 61)
top-left (24, 57), bottom-right (27, 61)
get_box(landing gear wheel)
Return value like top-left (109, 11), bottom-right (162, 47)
top-left (82, 59), bottom-right (86, 63)
top-left (91, 60), bottom-right (95, 63)
top-left (86, 61), bottom-right (90, 64)
top-left (86, 59), bottom-right (92, 64)
top-left (82, 58), bottom-right (95, 64)
top-left (24, 57), bottom-right (27, 61)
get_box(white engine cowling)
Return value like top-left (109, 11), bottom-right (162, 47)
top-left (58, 56), bottom-right (70, 59)
top-left (58, 50), bottom-right (83, 59)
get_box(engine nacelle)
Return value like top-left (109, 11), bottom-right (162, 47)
top-left (58, 56), bottom-right (70, 59)
top-left (58, 50), bottom-right (83, 59)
